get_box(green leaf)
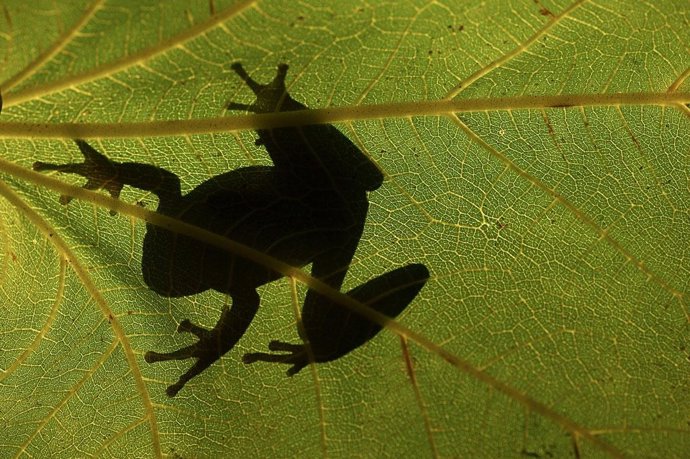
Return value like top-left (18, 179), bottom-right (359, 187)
top-left (1, 1), bottom-right (689, 457)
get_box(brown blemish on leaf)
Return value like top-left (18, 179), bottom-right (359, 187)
top-left (532, 0), bottom-right (554, 18)
top-left (626, 125), bottom-right (642, 151)
top-left (541, 109), bottom-right (561, 150)
top-left (3, 5), bottom-right (12, 28)
top-left (401, 336), bottom-right (416, 380)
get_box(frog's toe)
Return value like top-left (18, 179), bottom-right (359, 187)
top-left (241, 352), bottom-right (263, 364)
top-left (227, 101), bottom-right (253, 111)
top-left (144, 344), bottom-right (197, 363)
top-left (143, 322), bottom-right (217, 364)
top-left (145, 340), bottom-right (222, 397)
top-left (176, 319), bottom-right (210, 338)
top-left (268, 340), bottom-right (303, 353)
top-left (164, 356), bottom-right (216, 397)
top-left (242, 350), bottom-right (305, 373)
top-left (285, 361), bottom-right (306, 377)
top-left (143, 352), bottom-right (219, 397)
top-left (242, 341), bottom-right (308, 376)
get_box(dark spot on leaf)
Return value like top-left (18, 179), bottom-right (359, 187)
top-left (3, 5), bottom-right (12, 28)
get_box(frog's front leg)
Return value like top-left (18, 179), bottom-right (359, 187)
top-left (145, 289), bottom-right (259, 397)
top-left (33, 140), bottom-right (125, 213)
top-left (33, 140), bottom-right (181, 211)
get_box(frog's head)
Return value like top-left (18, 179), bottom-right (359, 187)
top-left (227, 62), bottom-right (304, 113)
top-left (228, 63), bottom-right (384, 192)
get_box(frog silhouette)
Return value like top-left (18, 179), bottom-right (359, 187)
top-left (33, 63), bottom-right (427, 397)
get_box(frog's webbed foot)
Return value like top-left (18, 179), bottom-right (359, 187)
top-left (145, 291), bottom-right (260, 397)
top-left (144, 316), bottom-right (225, 397)
top-left (245, 264), bottom-right (430, 377)
top-left (243, 340), bottom-right (308, 376)
top-left (226, 62), bottom-right (290, 113)
top-left (33, 140), bottom-right (123, 214)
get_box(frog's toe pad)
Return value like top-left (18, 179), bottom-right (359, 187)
top-left (144, 350), bottom-right (165, 363)
top-left (144, 349), bottom-right (187, 363)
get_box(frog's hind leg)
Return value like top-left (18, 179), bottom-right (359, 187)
top-left (144, 289), bottom-right (260, 397)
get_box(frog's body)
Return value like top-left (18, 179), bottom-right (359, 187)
top-left (142, 164), bottom-right (367, 300)
top-left (34, 64), bottom-right (426, 397)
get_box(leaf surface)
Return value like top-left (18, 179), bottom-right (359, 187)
top-left (0, 1), bottom-right (688, 457)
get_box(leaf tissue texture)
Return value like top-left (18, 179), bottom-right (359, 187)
top-left (0, 0), bottom-right (689, 457)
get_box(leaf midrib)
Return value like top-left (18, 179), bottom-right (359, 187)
top-left (0, 91), bottom-right (687, 140)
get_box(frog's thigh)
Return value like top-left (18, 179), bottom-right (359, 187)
top-left (140, 230), bottom-right (210, 297)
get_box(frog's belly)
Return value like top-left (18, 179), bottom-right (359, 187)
top-left (139, 223), bottom-right (351, 297)
top-left (140, 183), bottom-right (367, 297)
